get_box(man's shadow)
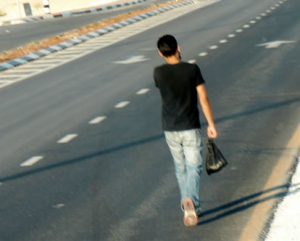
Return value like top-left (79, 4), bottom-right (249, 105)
top-left (198, 183), bottom-right (300, 225)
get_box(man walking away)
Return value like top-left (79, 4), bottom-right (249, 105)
top-left (153, 34), bottom-right (218, 227)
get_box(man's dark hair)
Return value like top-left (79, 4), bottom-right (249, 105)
top-left (157, 34), bottom-right (178, 57)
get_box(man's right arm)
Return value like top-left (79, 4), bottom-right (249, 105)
top-left (196, 84), bottom-right (218, 139)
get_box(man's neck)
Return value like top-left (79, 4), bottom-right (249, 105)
top-left (165, 55), bottom-right (181, 65)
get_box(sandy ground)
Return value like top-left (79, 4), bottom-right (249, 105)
top-left (0, 0), bottom-right (142, 21)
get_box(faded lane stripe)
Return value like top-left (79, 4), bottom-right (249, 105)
top-left (21, 156), bottom-right (43, 167)
top-left (188, 59), bottom-right (196, 64)
top-left (57, 134), bottom-right (78, 143)
top-left (199, 52), bottom-right (208, 57)
top-left (115, 101), bottom-right (130, 108)
top-left (89, 116), bottom-right (107, 124)
top-left (136, 88), bottom-right (150, 95)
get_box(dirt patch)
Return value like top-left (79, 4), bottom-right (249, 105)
top-left (0, 0), bottom-right (184, 64)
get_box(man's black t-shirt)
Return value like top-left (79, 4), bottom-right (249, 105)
top-left (154, 62), bottom-right (205, 131)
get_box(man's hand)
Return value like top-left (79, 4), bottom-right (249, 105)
top-left (207, 125), bottom-right (218, 139)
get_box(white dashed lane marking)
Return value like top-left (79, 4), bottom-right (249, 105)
top-left (136, 88), bottom-right (150, 95)
top-left (228, 34), bottom-right (235, 38)
top-left (236, 29), bottom-right (243, 33)
top-left (89, 116), bottom-right (107, 124)
top-left (219, 39), bottom-right (227, 44)
top-left (209, 45), bottom-right (218, 50)
top-left (21, 156), bottom-right (43, 167)
top-left (199, 52), bottom-right (208, 57)
top-left (188, 59), bottom-right (196, 63)
top-left (115, 101), bottom-right (130, 108)
top-left (57, 134), bottom-right (78, 144)
top-left (53, 203), bottom-right (65, 209)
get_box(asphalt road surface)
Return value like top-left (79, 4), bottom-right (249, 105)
top-left (0, 0), bottom-right (299, 240)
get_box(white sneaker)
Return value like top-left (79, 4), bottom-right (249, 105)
top-left (182, 199), bottom-right (199, 227)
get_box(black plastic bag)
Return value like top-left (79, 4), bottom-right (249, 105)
top-left (205, 139), bottom-right (228, 175)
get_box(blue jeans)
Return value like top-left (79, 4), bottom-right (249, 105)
top-left (164, 129), bottom-right (203, 214)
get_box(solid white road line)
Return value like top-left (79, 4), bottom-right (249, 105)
top-left (136, 88), bottom-right (150, 95)
top-left (21, 156), bottom-right (43, 167)
top-left (1, 74), bottom-right (20, 79)
top-left (89, 116), bottom-right (107, 124)
top-left (4, 68), bottom-right (34, 73)
top-left (115, 101), bottom-right (130, 108)
top-left (57, 134), bottom-right (78, 143)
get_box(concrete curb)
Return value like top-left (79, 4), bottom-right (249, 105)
top-left (0, 0), bottom-right (192, 72)
top-left (0, 0), bottom-right (148, 26)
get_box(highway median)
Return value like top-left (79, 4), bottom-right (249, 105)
top-left (0, 0), bottom-right (188, 66)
